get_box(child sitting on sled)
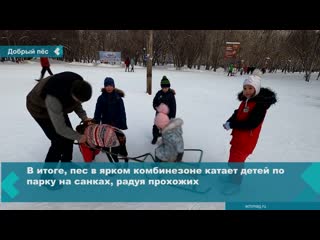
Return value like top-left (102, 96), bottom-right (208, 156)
top-left (154, 103), bottom-right (184, 162)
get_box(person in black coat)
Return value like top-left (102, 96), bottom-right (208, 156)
top-left (94, 77), bottom-right (128, 162)
top-left (151, 75), bottom-right (176, 144)
top-left (26, 71), bottom-right (92, 163)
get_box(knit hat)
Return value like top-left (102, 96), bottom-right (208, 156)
top-left (104, 77), bottom-right (115, 87)
top-left (160, 76), bottom-right (170, 88)
top-left (154, 113), bottom-right (170, 129)
top-left (243, 70), bottom-right (262, 96)
top-left (156, 103), bottom-right (170, 115)
top-left (71, 80), bottom-right (92, 102)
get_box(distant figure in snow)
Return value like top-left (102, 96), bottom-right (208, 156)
top-left (36, 57), bottom-right (53, 81)
top-left (130, 58), bottom-right (135, 72)
top-left (124, 57), bottom-right (130, 72)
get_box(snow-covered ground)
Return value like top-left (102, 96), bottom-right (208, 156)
top-left (1, 60), bottom-right (320, 209)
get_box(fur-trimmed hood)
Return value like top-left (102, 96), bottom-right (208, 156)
top-left (162, 118), bottom-right (183, 133)
top-left (101, 88), bottom-right (125, 97)
top-left (237, 87), bottom-right (277, 108)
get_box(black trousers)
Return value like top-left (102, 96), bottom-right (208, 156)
top-left (40, 67), bottom-right (53, 79)
top-left (34, 115), bottom-right (74, 163)
top-left (104, 132), bottom-right (128, 163)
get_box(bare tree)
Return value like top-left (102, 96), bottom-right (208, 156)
top-left (152, 30), bottom-right (169, 66)
top-left (167, 30), bottom-right (189, 69)
top-left (287, 30), bottom-right (320, 81)
top-left (210, 30), bottom-right (226, 71)
top-left (3, 30), bottom-right (320, 79)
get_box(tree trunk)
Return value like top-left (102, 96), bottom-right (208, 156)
top-left (146, 30), bottom-right (153, 95)
top-left (305, 33), bottom-right (320, 82)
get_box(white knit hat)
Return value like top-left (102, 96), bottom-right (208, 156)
top-left (243, 69), bottom-right (262, 96)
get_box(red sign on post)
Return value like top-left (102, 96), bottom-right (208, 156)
top-left (224, 42), bottom-right (240, 59)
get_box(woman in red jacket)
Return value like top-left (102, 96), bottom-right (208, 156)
top-left (36, 57), bottom-right (53, 81)
top-left (222, 70), bottom-right (277, 192)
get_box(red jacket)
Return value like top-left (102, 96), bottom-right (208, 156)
top-left (230, 100), bottom-right (263, 154)
top-left (227, 88), bottom-right (277, 154)
top-left (125, 58), bottom-right (130, 66)
top-left (40, 57), bottom-right (50, 67)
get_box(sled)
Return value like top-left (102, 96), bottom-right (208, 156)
top-left (76, 121), bottom-right (203, 163)
top-left (99, 148), bottom-right (203, 163)
top-left (182, 149), bottom-right (203, 163)
top-left (76, 142), bottom-right (155, 162)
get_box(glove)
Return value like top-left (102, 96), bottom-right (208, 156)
top-left (223, 122), bottom-right (231, 130)
top-left (84, 118), bottom-right (95, 125)
top-left (79, 134), bottom-right (87, 143)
